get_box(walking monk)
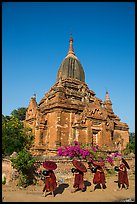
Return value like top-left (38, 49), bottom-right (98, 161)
top-left (71, 159), bottom-right (87, 193)
top-left (117, 158), bottom-right (129, 190)
top-left (88, 160), bottom-right (106, 191)
top-left (42, 160), bottom-right (57, 197)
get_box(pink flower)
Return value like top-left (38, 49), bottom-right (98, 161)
top-left (106, 156), bottom-right (114, 163)
top-left (91, 146), bottom-right (97, 152)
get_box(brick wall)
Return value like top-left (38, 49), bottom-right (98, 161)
top-left (2, 156), bottom-right (134, 185)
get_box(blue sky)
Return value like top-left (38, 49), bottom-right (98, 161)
top-left (2, 2), bottom-right (135, 132)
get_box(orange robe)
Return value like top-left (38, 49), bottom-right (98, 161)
top-left (43, 170), bottom-right (57, 192)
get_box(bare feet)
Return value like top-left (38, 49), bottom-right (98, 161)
top-left (42, 191), bottom-right (50, 197)
top-left (71, 188), bottom-right (78, 193)
top-left (117, 188), bottom-right (122, 191)
top-left (42, 192), bottom-right (46, 197)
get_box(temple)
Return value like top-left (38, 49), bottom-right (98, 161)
top-left (24, 36), bottom-right (129, 156)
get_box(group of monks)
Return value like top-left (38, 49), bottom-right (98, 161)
top-left (41, 157), bottom-right (129, 197)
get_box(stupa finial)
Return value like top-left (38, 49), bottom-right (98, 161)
top-left (67, 34), bottom-right (75, 56)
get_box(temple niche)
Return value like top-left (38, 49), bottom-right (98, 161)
top-left (24, 36), bottom-right (129, 156)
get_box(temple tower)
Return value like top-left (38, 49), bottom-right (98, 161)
top-left (24, 36), bottom-right (129, 156)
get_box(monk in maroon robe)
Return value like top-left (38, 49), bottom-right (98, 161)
top-left (72, 169), bottom-right (85, 192)
top-left (43, 170), bottom-right (57, 197)
top-left (92, 165), bottom-right (106, 191)
top-left (118, 159), bottom-right (129, 190)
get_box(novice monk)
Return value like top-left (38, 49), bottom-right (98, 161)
top-left (42, 160), bottom-right (57, 197)
top-left (88, 160), bottom-right (106, 191)
top-left (93, 165), bottom-right (106, 190)
top-left (117, 158), bottom-right (129, 190)
top-left (71, 159), bottom-right (87, 193)
top-left (42, 169), bottom-right (57, 197)
top-left (71, 168), bottom-right (85, 193)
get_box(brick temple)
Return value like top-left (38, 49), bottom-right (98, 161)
top-left (24, 36), bottom-right (129, 156)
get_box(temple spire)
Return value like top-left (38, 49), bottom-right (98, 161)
top-left (67, 34), bottom-right (75, 56)
top-left (105, 90), bottom-right (110, 101)
top-left (103, 90), bottom-right (113, 112)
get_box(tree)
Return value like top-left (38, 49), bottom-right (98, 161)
top-left (129, 132), bottom-right (135, 143)
top-left (2, 110), bottom-right (36, 187)
top-left (11, 107), bottom-right (27, 121)
top-left (2, 115), bottom-right (34, 156)
top-left (123, 134), bottom-right (135, 155)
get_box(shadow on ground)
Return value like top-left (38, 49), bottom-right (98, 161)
top-left (84, 180), bottom-right (91, 191)
top-left (93, 183), bottom-right (107, 190)
top-left (54, 183), bottom-right (69, 196)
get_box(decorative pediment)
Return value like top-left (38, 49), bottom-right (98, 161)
top-left (82, 104), bottom-right (107, 120)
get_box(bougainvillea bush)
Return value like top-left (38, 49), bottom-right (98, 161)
top-left (56, 141), bottom-right (122, 165)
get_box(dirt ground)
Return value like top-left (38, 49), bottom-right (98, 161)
top-left (2, 173), bottom-right (135, 202)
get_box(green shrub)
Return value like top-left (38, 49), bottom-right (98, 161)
top-left (11, 149), bottom-right (36, 187)
top-left (123, 139), bottom-right (135, 155)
